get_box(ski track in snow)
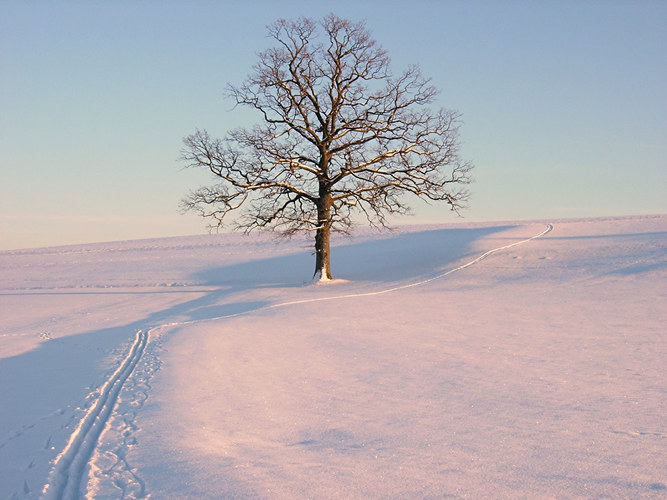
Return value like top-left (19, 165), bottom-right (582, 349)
top-left (41, 330), bottom-right (148, 500)
top-left (41, 224), bottom-right (552, 499)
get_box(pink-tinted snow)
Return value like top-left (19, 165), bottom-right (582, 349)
top-left (1, 216), bottom-right (665, 498)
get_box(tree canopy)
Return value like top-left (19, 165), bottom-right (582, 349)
top-left (181, 14), bottom-right (473, 279)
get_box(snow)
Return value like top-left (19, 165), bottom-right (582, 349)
top-left (1, 215), bottom-right (665, 498)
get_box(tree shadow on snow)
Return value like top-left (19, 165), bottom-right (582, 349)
top-left (0, 225), bottom-right (513, 498)
top-left (195, 225), bottom-right (514, 287)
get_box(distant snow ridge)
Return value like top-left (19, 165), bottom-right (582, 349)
top-left (41, 330), bottom-right (148, 500)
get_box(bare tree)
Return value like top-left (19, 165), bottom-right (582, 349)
top-left (181, 14), bottom-right (473, 280)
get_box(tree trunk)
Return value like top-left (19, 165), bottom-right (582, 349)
top-left (314, 189), bottom-right (332, 281)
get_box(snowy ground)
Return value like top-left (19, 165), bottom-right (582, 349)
top-left (0, 215), bottom-right (665, 499)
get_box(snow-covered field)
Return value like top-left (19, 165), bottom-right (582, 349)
top-left (1, 215), bottom-right (665, 499)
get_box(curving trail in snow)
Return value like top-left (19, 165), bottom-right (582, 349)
top-left (162, 223), bottom-right (554, 321)
top-left (272, 223), bottom-right (554, 308)
top-left (42, 224), bottom-right (552, 498)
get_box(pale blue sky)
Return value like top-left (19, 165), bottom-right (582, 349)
top-left (1, 0), bottom-right (665, 250)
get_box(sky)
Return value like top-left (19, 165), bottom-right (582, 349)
top-left (1, 0), bottom-right (665, 250)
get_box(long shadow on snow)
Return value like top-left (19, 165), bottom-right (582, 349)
top-left (0, 226), bottom-right (511, 409)
top-left (197, 225), bottom-right (513, 287)
top-left (114, 226), bottom-right (513, 328)
top-left (1, 225), bottom-right (513, 410)
top-left (0, 225), bottom-right (511, 497)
